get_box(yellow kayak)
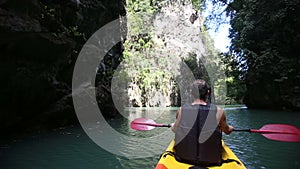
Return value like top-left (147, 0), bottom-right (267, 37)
top-left (155, 140), bottom-right (247, 169)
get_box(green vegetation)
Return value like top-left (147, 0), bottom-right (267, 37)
top-left (120, 0), bottom-right (173, 106)
top-left (220, 53), bottom-right (246, 104)
top-left (203, 0), bottom-right (300, 110)
top-left (123, 0), bottom-right (235, 106)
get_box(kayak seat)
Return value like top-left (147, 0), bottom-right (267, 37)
top-left (189, 166), bottom-right (208, 169)
top-left (161, 151), bottom-right (240, 168)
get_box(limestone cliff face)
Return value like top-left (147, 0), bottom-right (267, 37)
top-left (0, 0), bottom-right (125, 135)
top-left (122, 0), bottom-right (219, 107)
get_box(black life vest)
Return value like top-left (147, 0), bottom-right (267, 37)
top-left (174, 104), bottom-right (222, 164)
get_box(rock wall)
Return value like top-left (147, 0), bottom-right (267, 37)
top-left (0, 0), bottom-right (125, 135)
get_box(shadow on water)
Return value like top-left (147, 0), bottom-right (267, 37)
top-left (1, 106), bottom-right (300, 169)
top-left (0, 107), bottom-right (177, 169)
top-left (0, 126), bottom-right (124, 169)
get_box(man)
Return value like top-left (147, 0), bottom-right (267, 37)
top-left (171, 79), bottom-right (234, 166)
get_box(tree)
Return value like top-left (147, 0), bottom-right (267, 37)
top-left (202, 0), bottom-right (300, 110)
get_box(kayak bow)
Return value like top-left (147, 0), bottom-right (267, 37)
top-left (155, 140), bottom-right (247, 169)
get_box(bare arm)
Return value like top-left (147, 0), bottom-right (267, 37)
top-left (171, 107), bottom-right (182, 133)
top-left (218, 107), bottom-right (234, 135)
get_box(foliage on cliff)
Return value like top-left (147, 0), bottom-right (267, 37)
top-left (226, 0), bottom-right (300, 110)
top-left (121, 0), bottom-right (229, 106)
top-left (205, 0), bottom-right (300, 110)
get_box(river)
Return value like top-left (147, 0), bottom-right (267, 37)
top-left (1, 106), bottom-right (300, 169)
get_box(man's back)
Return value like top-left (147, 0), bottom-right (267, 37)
top-left (174, 103), bottom-right (222, 165)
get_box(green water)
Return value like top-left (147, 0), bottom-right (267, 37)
top-left (1, 106), bottom-right (300, 169)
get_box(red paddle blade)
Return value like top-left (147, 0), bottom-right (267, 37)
top-left (130, 118), bottom-right (157, 131)
top-left (256, 124), bottom-right (300, 142)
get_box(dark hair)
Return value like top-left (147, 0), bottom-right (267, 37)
top-left (190, 79), bottom-right (210, 100)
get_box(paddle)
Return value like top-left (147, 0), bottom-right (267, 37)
top-left (130, 118), bottom-right (171, 131)
top-left (234, 124), bottom-right (300, 142)
top-left (130, 118), bottom-right (300, 142)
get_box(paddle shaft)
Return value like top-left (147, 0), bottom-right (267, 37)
top-left (132, 122), bottom-right (171, 128)
top-left (131, 118), bottom-right (300, 142)
top-left (234, 129), bottom-right (297, 134)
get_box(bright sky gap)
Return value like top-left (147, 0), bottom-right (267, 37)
top-left (202, 1), bottom-right (231, 53)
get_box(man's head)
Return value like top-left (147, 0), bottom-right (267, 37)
top-left (190, 79), bottom-right (210, 100)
